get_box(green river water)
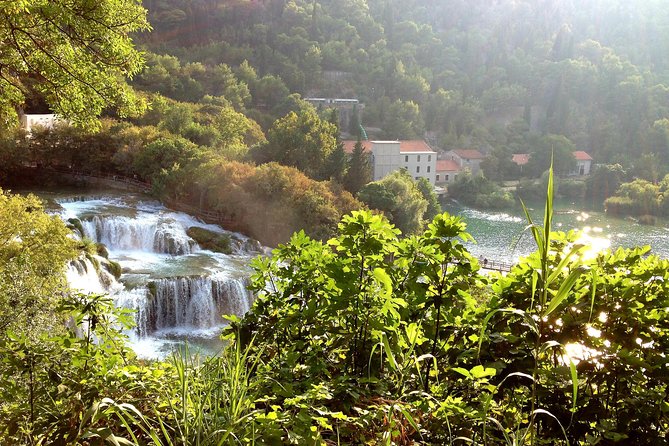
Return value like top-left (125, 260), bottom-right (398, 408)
top-left (442, 199), bottom-right (669, 263)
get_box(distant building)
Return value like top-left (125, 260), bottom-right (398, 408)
top-left (343, 140), bottom-right (437, 184)
top-left (19, 113), bottom-right (61, 133)
top-left (511, 151), bottom-right (593, 176)
top-left (435, 159), bottom-right (461, 185)
top-left (305, 98), bottom-right (363, 131)
top-left (444, 149), bottom-right (486, 175)
top-left (571, 151), bottom-right (593, 176)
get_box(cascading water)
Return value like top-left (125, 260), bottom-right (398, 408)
top-left (119, 276), bottom-right (253, 337)
top-left (81, 215), bottom-right (196, 255)
top-left (57, 193), bottom-right (260, 358)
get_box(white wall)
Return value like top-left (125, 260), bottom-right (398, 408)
top-left (20, 114), bottom-right (59, 133)
top-left (371, 142), bottom-right (402, 181)
top-left (371, 141), bottom-right (437, 184)
top-left (401, 152), bottom-right (436, 184)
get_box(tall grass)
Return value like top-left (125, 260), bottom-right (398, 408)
top-left (155, 341), bottom-right (262, 446)
top-left (104, 341), bottom-right (262, 446)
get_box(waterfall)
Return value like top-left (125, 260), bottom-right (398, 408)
top-left (81, 215), bottom-right (197, 255)
top-left (117, 276), bottom-right (254, 337)
top-left (59, 195), bottom-right (260, 357)
top-left (66, 257), bottom-right (120, 294)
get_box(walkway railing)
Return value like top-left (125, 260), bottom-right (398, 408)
top-left (43, 165), bottom-right (152, 192)
top-left (480, 258), bottom-right (513, 273)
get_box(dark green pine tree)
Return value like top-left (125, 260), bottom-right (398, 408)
top-left (344, 139), bottom-right (371, 194)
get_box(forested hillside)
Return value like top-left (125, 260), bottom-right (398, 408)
top-left (136, 0), bottom-right (669, 171)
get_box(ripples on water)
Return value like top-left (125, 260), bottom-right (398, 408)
top-left (443, 201), bottom-right (669, 263)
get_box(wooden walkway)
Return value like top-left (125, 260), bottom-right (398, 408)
top-left (480, 258), bottom-right (514, 273)
top-left (36, 166), bottom-right (238, 228)
top-left (45, 166), bottom-right (152, 192)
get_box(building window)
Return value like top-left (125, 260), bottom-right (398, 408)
top-left (415, 176), bottom-right (419, 180)
top-left (454, 174), bottom-right (458, 180)
top-left (428, 155), bottom-right (431, 162)
top-left (445, 174), bottom-right (449, 181)
top-left (416, 166), bottom-right (420, 173)
top-left (427, 166), bottom-right (431, 173)
top-left (436, 174), bottom-right (440, 181)
top-left (417, 155), bottom-right (421, 162)
top-left (405, 155), bottom-right (409, 162)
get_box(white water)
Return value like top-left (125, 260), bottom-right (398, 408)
top-left (57, 193), bottom-right (258, 358)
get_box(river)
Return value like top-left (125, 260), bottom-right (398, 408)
top-left (442, 199), bottom-right (669, 263)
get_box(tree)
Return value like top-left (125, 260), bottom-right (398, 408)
top-left (357, 170), bottom-right (428, 234)
top-left (0, 190), bottom-right (77, 338)
top-left (256, 108), bottom-right (338, 179)
top-left (343, 139), bottom-right (371, 194)
top-left (416, 177), bottom-right (442, 221)
top-left (526, 134), bottom-right (577, 177)
top-left (0, 0), bottom-right (150, 128)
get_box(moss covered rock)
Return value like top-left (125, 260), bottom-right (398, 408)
top-left (67, 218), bottom-right (85, 238)
top-left (103, 260), bottom-right (122, 279)
top-left (186, 227), bottom-right (233, 254)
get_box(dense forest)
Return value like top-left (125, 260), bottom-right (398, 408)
top-left (2, 0), bottom-right (669, 444)
top-left (135, 0), bottom-right (669, 170)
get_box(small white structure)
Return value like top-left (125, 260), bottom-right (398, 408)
top-left (19, 113), bottom-right (60, 133)
top-left (343, 140), bottom-right (438, 184)
top-left (571, 151), bottom-right (593, 176)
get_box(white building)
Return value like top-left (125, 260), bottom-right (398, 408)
top-left (19, 113), bottom-right (61, 133)
top-left (343, 140), bottom-right (438, 184)
top-left (571, 151), bottom-right (593, 176)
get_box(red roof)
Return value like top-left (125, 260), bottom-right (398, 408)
top-left (511, 151), bottom-right (593, 165)
top-left (398, 140), bottom-right (435, 153)
top-left (453, 149), bottom-right (485, 160)
top-left (512, 154), bottom-right (530, 165)
top-left (342, 140), bottom-right (435, 154)
top-left (342, 140), bottom-right (372, 154)
top-left (436, 159), bottom-right (461, 172)
top-left (573, 151), bottom-right (593, 161)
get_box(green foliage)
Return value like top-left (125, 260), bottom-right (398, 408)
top-left (0, 0), bottom-right (149, 128)
top-left (603, 175), bottom-right (669, 217)
top-left (0, 189), bottom-right (77, 339)
top-left (585, 163), bottom-right (627, 204)
top-left (358, 169), bottom-right (428, 234)
top-left (448, 174), bottom-right (515, 210)
top-left (527, 134), bottom-right (577, 177)
top-left (416, 177), bottom-right (442, 221)
top-left (343, 139), bottom-right (371, 195)
top-left (231, 209), bottom-right (483, 443)
top-left (254, 107), bottom-right (339, 180)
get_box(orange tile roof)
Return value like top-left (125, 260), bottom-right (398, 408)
top-left (342, 140), bottom-right (372, 154)
top-left (436, 159), bottom-right (461, 172)
top-left (398, 140), bottom-right (436, 153)
top-left (453, 149), bottom-right (485, 159)
top-left (511, 151), bottom-right (593, 165)
top-left (512, 153), bottom-right (530, 165)
top-left (573, 150), bottom-right (593, 161)
top-left (342, 140), bottom-right (436, 154)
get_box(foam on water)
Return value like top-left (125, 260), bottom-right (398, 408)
top-left (59, 194), bottom-right (258, 359)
